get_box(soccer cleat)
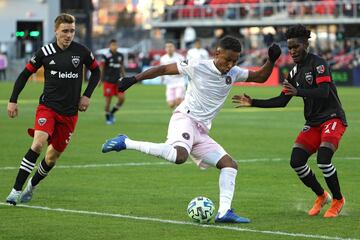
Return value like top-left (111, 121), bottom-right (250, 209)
top-left (110, 114), bottom-right (116, 123)
top-left (102, 134), bottom-right (128, 153)
top-left (5, 188), bottom-right (21, 205)
top-left (308, 191), bottom-right (332, 216)
top-left (215, 209), bottom-right (251, 223)
top-left (19, 179), bottom-right (36, 203)
top-left (323, 197), bottom-right (345, 218)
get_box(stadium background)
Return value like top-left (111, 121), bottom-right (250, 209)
top-left (0, 1), bottom-right (359, 240)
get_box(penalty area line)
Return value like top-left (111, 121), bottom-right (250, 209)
top-left (0, 203), bottom-right (356, 240)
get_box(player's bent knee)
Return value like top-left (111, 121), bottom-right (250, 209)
top-left (175, 146), bottom-right (188, 164)
top-left (290, 147), bottom-right (310, 169)
top-left (31, 142), bottom-right (46, 153)
top-left (216, 155), bottom-right (237, 169)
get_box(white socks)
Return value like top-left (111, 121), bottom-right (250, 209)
top-left (124, 138), bottom-right (177, 163)
top-left (218, 167), bottom-right (237, 218)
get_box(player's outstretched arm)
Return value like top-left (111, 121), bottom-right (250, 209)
top-left (118, 63), bottom-right (179, 92)
top-left (246, 43), bottom-right (281, 83)
top-left (233, 92), bottom-right (292, 108)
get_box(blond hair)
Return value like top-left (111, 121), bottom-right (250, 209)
top-left (54, 13), bottom-right (75, 29)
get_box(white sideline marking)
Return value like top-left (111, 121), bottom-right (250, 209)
top-left (0, 157), bottom-right (359, 171)
top-left (0, 203), bottom-right (356, 240)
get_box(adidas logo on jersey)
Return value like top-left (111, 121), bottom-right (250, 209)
top-left (49, 60), bottom-right (56, 65)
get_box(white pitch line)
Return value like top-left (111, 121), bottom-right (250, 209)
top-left (0, 203), bottom-right (356, 240)
top-left (0, 157), bottom-right (359, 171)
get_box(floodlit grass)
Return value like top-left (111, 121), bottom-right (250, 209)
top-left (0, 82), bottom-right (359, 239)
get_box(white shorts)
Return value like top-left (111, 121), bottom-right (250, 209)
top-left (166, 86), bottom-right (185, 102)
top-left (165, 112), bottom-right (227, 168)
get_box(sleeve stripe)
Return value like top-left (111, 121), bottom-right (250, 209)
top-left (89, 59), bottom-right (98, 70)
top-left (316, 76), bottom-right (331, 84)
top-left (26, 63), bottom-right (37, 73)
top-left (45, 45), bottom-right (52, 55)
top-left (49, 43), bottom-right (56, 54)
top-left (41, 47), bottom-right (48, 56)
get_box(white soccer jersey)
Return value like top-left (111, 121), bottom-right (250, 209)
top-left (159, 52), bottom-right (185, 88)
top-left (176, 59), bottom-right (249, 130)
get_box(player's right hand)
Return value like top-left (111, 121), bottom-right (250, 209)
top-left (7, 102), bottom-right (18, 118)
top-left (232, 94), bottom-right (252, 107)
top-left (118, 76), bottom-right (137, 92)
top-left (268, 43), bottom-right (281, 63)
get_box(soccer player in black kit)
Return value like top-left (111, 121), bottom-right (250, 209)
top-left (6, 13), bottom-right (100, 205)
top-left (100, 39), bottom-right (125, 124)
top-left (233, 25), bottom-right (347, 218)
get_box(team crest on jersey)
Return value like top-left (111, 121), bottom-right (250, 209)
top-left (182, 132), bottom-right (190, 140)
top-left (72, 56), bottom-right (80, 68)
top-left (316, 65), bottom-right (325, 74)
top-left (304, 72), bottom-right (313, 85)
top-left (38, 118), bottom-right (47, 126)
top-left (180, 60), bottom-right (188, 66)
top-left (225, 76), bottom-right (232, 85)
top-left (302, 125), bottom-right (310, 132)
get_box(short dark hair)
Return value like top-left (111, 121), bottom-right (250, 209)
top-left (109, 39), bottom-right (117, 44)
top-left (285, 24), bottom-right (311, 41)
top-left (218, 36), bottom-right (242, 52)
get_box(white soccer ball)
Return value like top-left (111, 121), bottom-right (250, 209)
top-left (187, 196), bottom-right (215, 223)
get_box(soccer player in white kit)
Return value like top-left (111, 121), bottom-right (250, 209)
top-left (160, 41), bottom-right (186, 109)
top-left (102, 36), bottom-right (281, 223)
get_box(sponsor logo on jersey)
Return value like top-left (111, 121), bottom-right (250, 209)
top-left (182, 132), bottom-right (190, 140)
top-left (38, 118), bottom-right (47, 126)
top-left (305, 72), bottom-right (313, 85)
top-left (51, 70), bottom-right (58, 75)
top-left (58, 72), bottom-right (79, 79)
top-left (316, 65), bottom-right (325, 74)
top-left (72, 56), bottom-right (80, 68)
top-left (49, 60), bottom-right (56, 65)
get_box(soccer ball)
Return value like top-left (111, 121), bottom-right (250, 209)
top-left (187, 196), bottom-right (215, 223)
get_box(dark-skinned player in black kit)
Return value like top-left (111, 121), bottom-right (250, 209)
top-left (233, 24), bottom-right (347, 218)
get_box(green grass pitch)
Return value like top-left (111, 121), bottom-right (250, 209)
top-left (0, 81), bottom-right (359, 239)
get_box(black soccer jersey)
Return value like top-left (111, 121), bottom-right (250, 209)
top-left (102, 50), bottom-right (124, 83)
top-left (286, 53), bottom-right (347, 126)
top-left (26, 41), bottom-right (98, 116)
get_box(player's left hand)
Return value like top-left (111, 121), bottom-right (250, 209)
top-left (232, 94), bottom-right (252, 107)
top-left (79, 96), bottom-right (90, 112)
top-left (283, 80), bottom-right (298, 96)
top-left (268, 43), bottom-right (281, 63)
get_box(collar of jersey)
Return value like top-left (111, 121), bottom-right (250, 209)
top-left (53, 41), bottom-right (72, 52)
top-left (210, 60), bottom-right (222, 75)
